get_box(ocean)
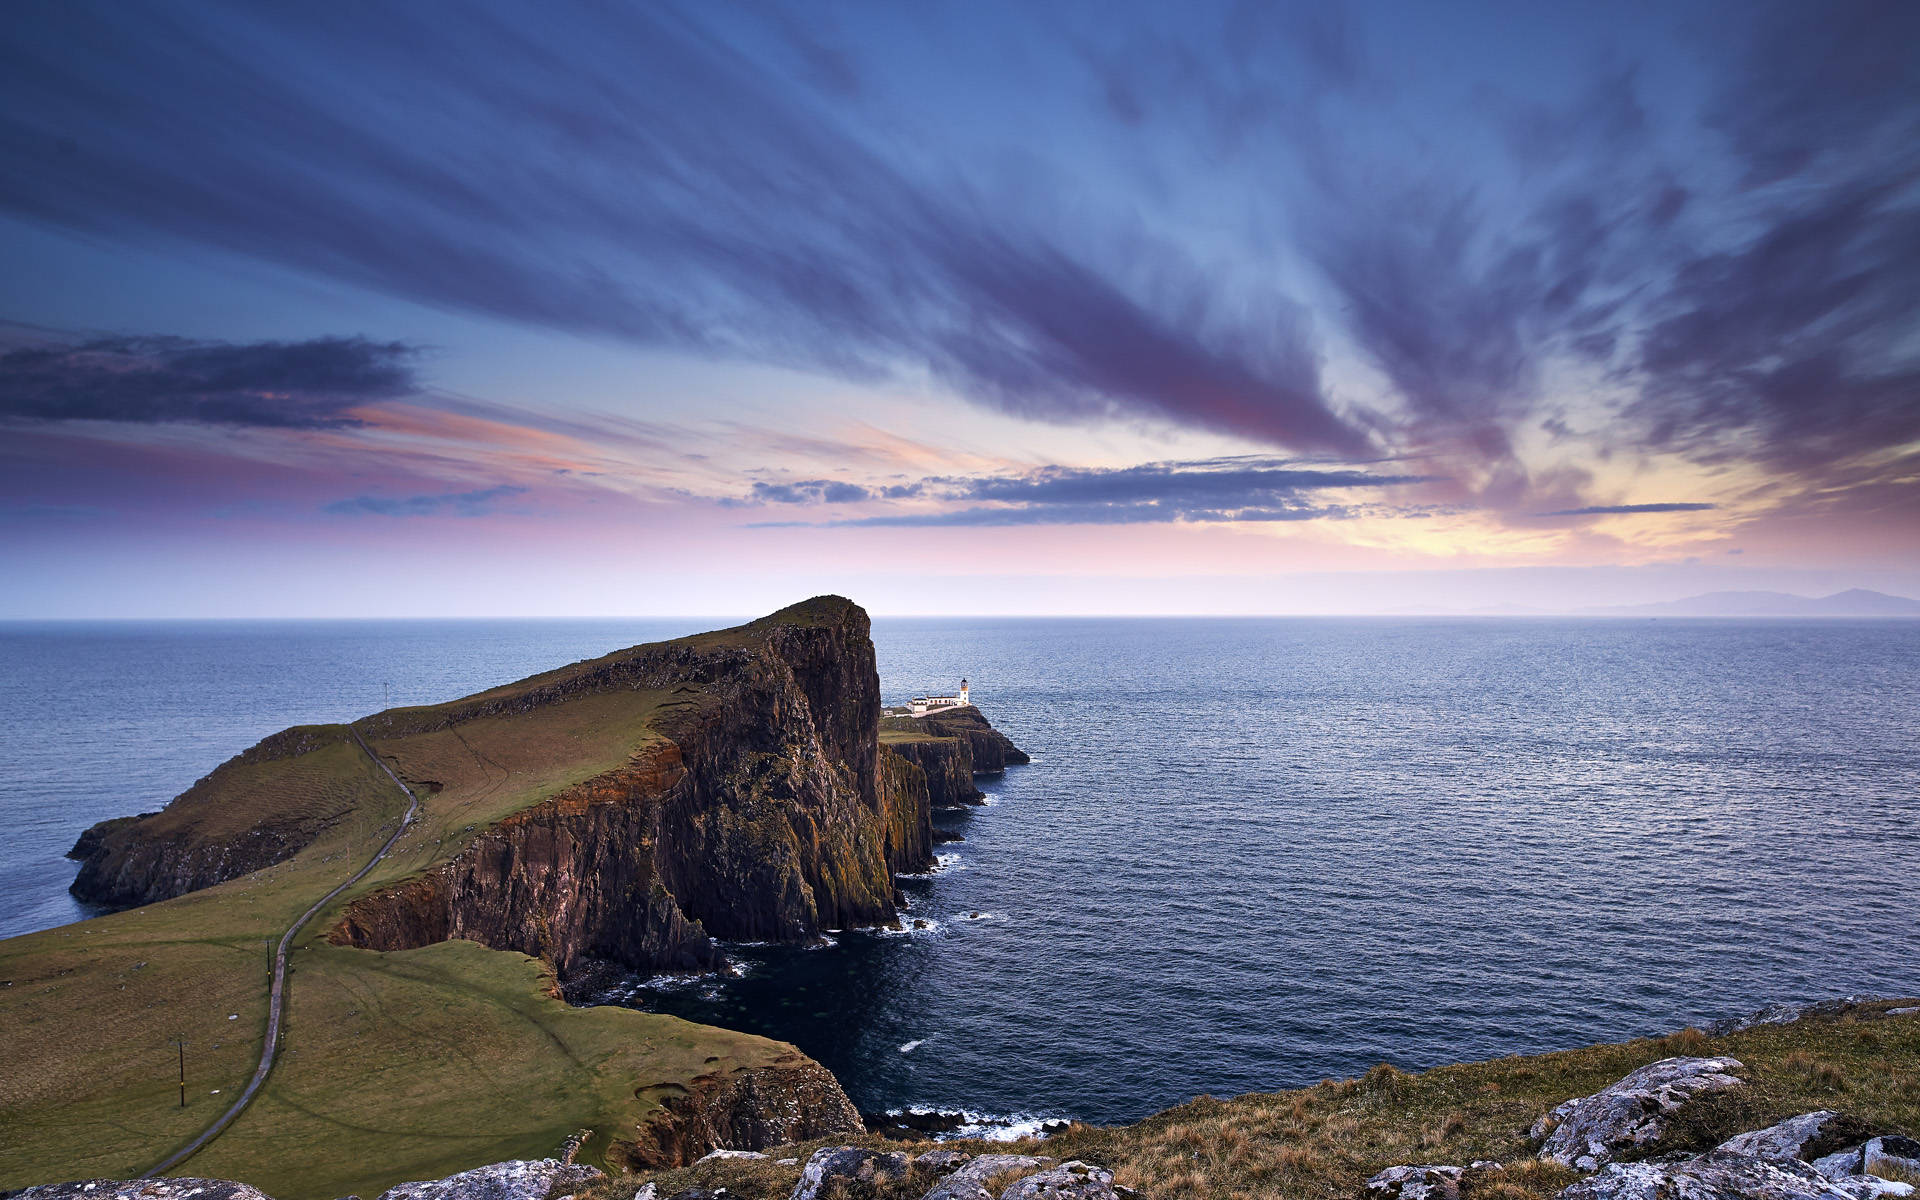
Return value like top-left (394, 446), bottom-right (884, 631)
top-left (2, 617), bottom-right (1916, 1130)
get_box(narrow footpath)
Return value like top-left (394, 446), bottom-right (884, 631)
top-left (144, 728), bottom-right (419, 1177)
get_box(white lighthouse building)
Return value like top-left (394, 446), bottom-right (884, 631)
top-left (899, 678), bottom-right (970, 718)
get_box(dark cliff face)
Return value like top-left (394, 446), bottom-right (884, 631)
top-left (881, 738), bottom-right (984, 807)
top-left (907, 706), bottom-right (1032, 772)
top-left (332, 597), bottom-right (934, 978)
top-left (878, 705), bottom-right (1030, 811)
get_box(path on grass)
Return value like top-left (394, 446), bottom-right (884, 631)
top-left (145, 728), bottom-right (419, 1177)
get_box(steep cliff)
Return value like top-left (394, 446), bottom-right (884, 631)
top-left (880, 736), bottom-right (984, 807)
top-left (878, 705), bottom-right (1029, 809)
top-left (904, 706), bottom-right (1032, 773)
top-left (325, 597), bottom-right (931, 976)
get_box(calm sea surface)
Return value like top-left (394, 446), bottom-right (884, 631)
top-left (2, 618), bottom-right (1916, 1128)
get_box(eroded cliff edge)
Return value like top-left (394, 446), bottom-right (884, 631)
top-left (880, 706), bottom-right (1032, 808)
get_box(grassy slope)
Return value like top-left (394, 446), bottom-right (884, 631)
top-left (878, 729), bottom-right (943, 745)
top-left (587, 1004), bottom-right (1920, 1200)
top-left (0, 619), bottom-right (825, 1199)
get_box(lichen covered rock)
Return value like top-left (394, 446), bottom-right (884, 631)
top-left (1716, 1111), bottom-right (1880, 1166)
top-left (14, 1182), bottom-right (276, 1200)
top-left (1365, 1162), bottom-right (1502, 1200)
top-left (921, 1155), bottom-right (1055, 1200)
top-left (788, 1146), bottom-right (911, 1200)
top-left (999, 1161), bottom-right (1133, 1200)
top-left (1556, 1150), bottom-right (1911, 1199)
top-left (375, 1157), bottom-right (605, 1200)
top-left (1534, 1056), bottom-right (1745, 1169)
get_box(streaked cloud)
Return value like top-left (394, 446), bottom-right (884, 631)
top-left (1539, 503), bottom-right (1717, 517)
top-left (0, 335), bottom-right (417, 428)
top-left (740, 456), bottom-right (1432, 527)
top-left (321, 484), bottom-right (527, 518)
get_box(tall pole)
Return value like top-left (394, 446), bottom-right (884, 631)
top-left (172, 1037), bottom-right (186, 1108)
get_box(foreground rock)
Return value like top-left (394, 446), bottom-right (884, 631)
top-left (1365, 1163), bottom-right (1501, 1200)
top-left (1001, 1161), bottom-right (1134, 1199)
top-left (921, 1155), bottom-right (1056, 1200)
top-left (1557, 1150), bottom-right (1911, 1199)
top-left (1534, 1056), bottom-right (1745, 1169)
top-left (789, 1146), bottom-right (912, 1200)
top-left (1717, 1111), bottom-right (1883, 1167)
top-left (376, 1158), bottom-right (606, 1200)
top-left (10, 1160), bottom-right (608, 1200)
top-left (1863, 1138), bottom-right (1920, 1182)
top-left (13, 1183), bottom-right (273, 1200)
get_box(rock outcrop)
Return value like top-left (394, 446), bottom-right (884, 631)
top-left (1365, 1163), bottom-right (1502, 1200)
top-left (376, 1157), bottom-right (606, 1200)
top-left (614, 1052), bottom-right (864, 1168)
top-left (1001, 1162), bottom-right (1132, 1200)
top-left (13, 1183), bottom-right (274, 1200)
top-left (1557, 1150), bottom-right (1910, 1199)
top-left (1710, 997), bottom-right (1890, 1036)
top-left (921, 1155), bottom-right (1056, 1200)
top-left (1716, 1112), bottom-right (1880, 1166)
top-left (1534, 1056), bottom-right (1746, 1170)
top-left (789, 1147), bottom-right (913, 1200)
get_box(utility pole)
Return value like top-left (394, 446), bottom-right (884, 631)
top-left (170, 1036), bottom-right (187, 1108)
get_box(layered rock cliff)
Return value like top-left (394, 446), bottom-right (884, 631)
top-left (882, 707), bottom-right (1030, 773)
top-left (879, 706), bottom-right (1030, 808)
top-left (880, 737), bottom-right (984, 807)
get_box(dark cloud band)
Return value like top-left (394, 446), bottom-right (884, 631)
top-left (0, 335), bottom-right (417, 427)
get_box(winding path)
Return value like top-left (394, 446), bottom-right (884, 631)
top-left (145, 729), bottom-right (419, 1177)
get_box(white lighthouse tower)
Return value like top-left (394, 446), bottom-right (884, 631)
top-left (959, 678), bottom-right (970, 706)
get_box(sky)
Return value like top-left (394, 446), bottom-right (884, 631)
top-left (2, 1), bottom-right (1917, 617)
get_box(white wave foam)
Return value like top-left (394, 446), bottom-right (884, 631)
top-left (898, 1038), bottom-right (928, 1053)
top-left (885, 1106), bottom-right (1072, 1142)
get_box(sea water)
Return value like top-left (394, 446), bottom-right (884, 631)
top-left (2, 617), bottom-right (1915, 1126)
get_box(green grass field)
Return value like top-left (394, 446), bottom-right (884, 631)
top-left (0, 632), bottom-right (821, 1198)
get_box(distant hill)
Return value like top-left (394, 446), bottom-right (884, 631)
top-left (1588, 588), bottom-right (1920, 617)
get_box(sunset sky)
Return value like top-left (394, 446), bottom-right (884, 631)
top-left (3, 2), bottom-right (1916, 617)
